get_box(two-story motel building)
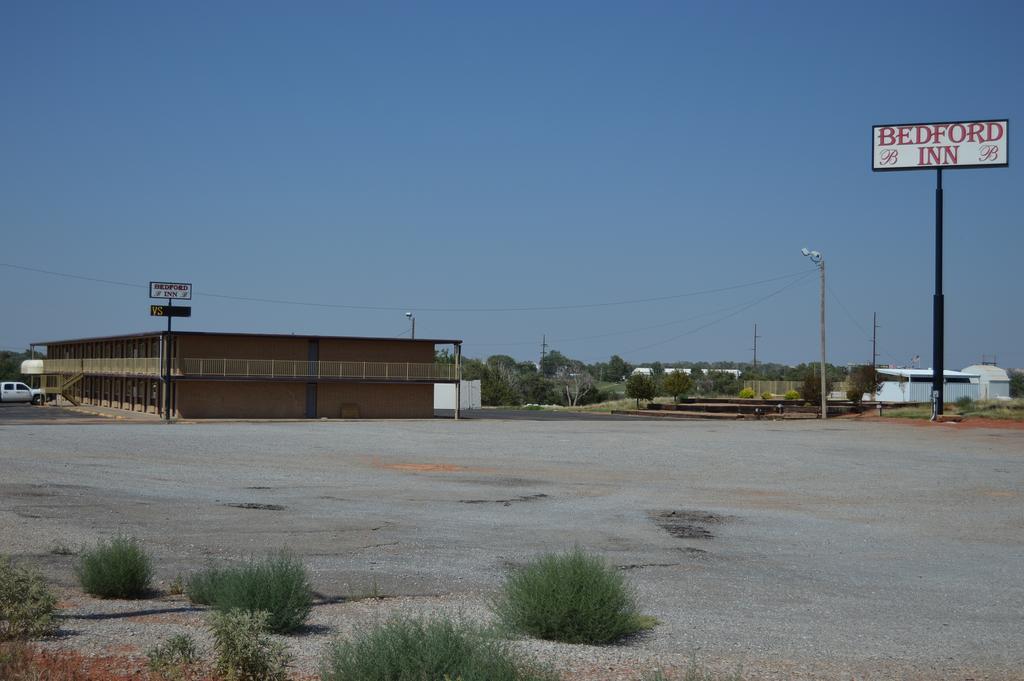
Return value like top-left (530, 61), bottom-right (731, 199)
top-left (28, 331), bottom-right (462, 419)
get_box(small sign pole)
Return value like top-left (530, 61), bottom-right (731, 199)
top-left (166, 300), bottom-right (173, 421)
top-left (148, 281), bottom-right (191, 420)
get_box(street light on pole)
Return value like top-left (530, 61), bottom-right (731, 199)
top-left (801, 248), bottom-right (827, 420)
top-left (405, 312), bottom-right (415, 340)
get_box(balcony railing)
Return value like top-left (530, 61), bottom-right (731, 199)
top-left (42, 358), bottom-right (162, 376)
top-left (40, 358), bottom-right (459, 382)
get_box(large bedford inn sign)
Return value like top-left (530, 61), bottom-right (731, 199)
top-left (872, 118), bottom-right (1008, 420)
top-left (873, 120), bottom-right (1008, 170)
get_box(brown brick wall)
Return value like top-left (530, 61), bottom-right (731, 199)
top-left (176, 335), bottom-right (308, 361)
top-left (317, 383), bottom-right (433, 418)
top-left (176, 381), bottom-right (306, 418)
top-left (318, 339), bottom-right (434, 363)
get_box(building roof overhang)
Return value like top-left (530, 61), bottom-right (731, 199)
top-left (33, 330), bottom-right (462, 346)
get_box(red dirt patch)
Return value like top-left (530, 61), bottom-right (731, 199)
top-left (382, 463), bottom-right (469, 472)
top-left (0, 643), bottom-right (318, 680)
top-left (366, 457), bottom-right (496, 474)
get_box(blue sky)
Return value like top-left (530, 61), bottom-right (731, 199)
top-left (2, 1), bottom-right (1021, 368)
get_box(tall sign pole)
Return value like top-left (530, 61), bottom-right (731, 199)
top-left (872, 119), bottom-right (1008, 420)
top-left (150, 282), bottom-right (193, 421)
top-left (933, 168), bottom-right (944, 416)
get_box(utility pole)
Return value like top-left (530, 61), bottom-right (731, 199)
top-left (539, 335), bottom-right (548, 373)
top-left (871, 312), bottom-right (880, 401)
top-left (872, 312), bottom-right (879, 370)
top-left (751, 323), bottom-right (761, 375)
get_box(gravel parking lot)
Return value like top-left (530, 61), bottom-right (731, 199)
top-left (1, 412), bottom-right (1021, 679)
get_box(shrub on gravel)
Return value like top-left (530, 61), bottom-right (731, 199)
top-left (319, 616), bottom-right (558, 681)
top-left (492, 548), bottom-right (655, 644)
top-left (0, 558), bottom-right (58, 640)
top-left (75, 535), bottom-right (153, 599)
top-left (187, 552), bottom-right (312, 634)
top-left (209, 609), bottom-right (291, 681)
top-left (784, 390), bottom-right (800, 400)
top-left (186, 567), bottom-right (227, 606)
top-left (146, 633), bottom-right (199, 677)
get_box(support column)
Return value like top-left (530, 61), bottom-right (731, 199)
top-left (454, 342), bottom-right (462, 421)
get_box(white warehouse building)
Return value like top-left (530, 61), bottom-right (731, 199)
top-left (875, 368), bottom-right (979, 403)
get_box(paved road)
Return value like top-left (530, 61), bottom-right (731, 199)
top-left (436, 407), bottom-right (669, 421)
top-left (0, 403), bottom-right (108, 424)
top-left (1, 418), bottom-right (1021, 678)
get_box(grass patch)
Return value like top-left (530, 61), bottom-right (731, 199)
top-left (209, 609), bottom-right (291, 681)
top-left (1, 558), bottom-right (58, 641)
top-left (492, 548), bottom-right (655, 644)
top-left (569, 396), bottom-right (674, 413)
top-left (879, 405), bottom-right (933, 419)
top-left (187, 551), bottom-right (312, 634)
top-left (319, 616), bottom-right (557, 681)
top-left (595, 381), bottom-right (626, 399)
top-left (959, 398), bottom-right (1024, 420)
top-left (75, 535), bottom-right (153, 599)
top-left (881, 399), bottom-right (1024, 421)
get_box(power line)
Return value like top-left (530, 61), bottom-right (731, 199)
top-left (0, 262), bottom-right (809, 314)
top-left (827, 285), bottom-right (905, 366)
top-left (621, 271), bottom-right (816, 354)
top-left (469, 285), bottom-right (802, 349)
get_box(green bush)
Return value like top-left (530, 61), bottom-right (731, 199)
top-left (187, 552), bottom-right (312, 633)
top-left (186, 567), bottom-right (227, 606)
top-left (846, 365), bottom-right (883, 405)
top-left (0, 558), bottom-right (58, 640)
top-left (75, 535), bottom-right (153, 599)
top-left (784, 390), bottom-right (800, 400)
top-left (319, 616), bottom-right (557, 681)
top-left (146, 633), bottom-right (199, 676)
top-left (625, 373), bottom-right (656, 408)
top-left (209, 609), bottom-right (291, 681)
top-left (492, 548), bottom-right (654, 645)
top-left (800, 368), bottom-right (834, 407)
top-left (954, 395), bottom-right (974, 410)
top-left (662, 371), bottom-right (692, 403)
top-left (759, 391), bottom-right (773, 400)
top-left (737, 388), bottom-right (756, 399)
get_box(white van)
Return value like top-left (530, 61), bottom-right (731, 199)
top-left (0, 381), bottom-right (42, 404)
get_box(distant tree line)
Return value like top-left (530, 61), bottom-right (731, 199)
top-left (453, 349), bottom-right (854, 407)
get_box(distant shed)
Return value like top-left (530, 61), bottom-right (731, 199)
top-left (961, 364), bottom-right (1011, 400)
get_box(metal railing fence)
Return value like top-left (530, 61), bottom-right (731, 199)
top-left (39, 357), bottom-right (458, 382)
top-left (742, 380), bottom-right (802, 396)
top-left (41, 358), bottom-right (162, 376)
